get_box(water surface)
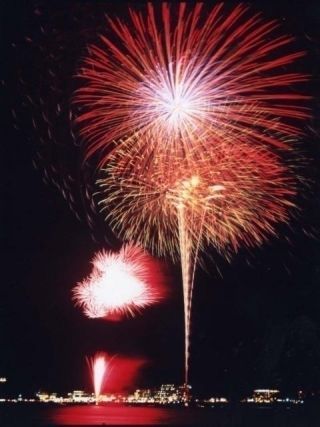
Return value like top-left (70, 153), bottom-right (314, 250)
top-left (0, 403), bottom-right (319, 426)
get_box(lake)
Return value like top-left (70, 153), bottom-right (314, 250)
top-left (0, 403), bottom-right (319, 426)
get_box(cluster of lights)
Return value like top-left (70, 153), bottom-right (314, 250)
top-left (0, 377), bottom-right (307, 406)
top-left (243, 389), bottom-right (304, 405)
top-left (36, 385), bottom-right (193, 405)
top-left (0, 386), bottom-right (306, 406)
top-left (128, 384), bottom-right (192, 405)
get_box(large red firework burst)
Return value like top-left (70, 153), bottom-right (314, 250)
top-left (74, 2), bottom-right (309, 163)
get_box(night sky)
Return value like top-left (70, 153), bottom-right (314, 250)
top-left (2, 0), bottom-right (320, 399)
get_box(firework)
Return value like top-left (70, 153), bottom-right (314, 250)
top-left (98, 138), bottom-right (297, 384)
top-left (87, 352), bottom-right (108, 403)
top-left (99, 139), bottom-right (296, 258)
top-left (73, 244), bottom-right (164, 319)
top-left (74, 2), bottom-right (309, 164)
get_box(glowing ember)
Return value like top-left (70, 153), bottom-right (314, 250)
top-left (72, 244), bottom-right (163, 319)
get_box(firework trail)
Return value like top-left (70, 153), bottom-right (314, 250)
top-left (98, 138), bottom-right (297, 383)
top-left (73, 244), bottom-right (164, 320)
top-left (74, 2), bottom-right (309, 164)
top-left (87, 352), bottom-right (109, 404)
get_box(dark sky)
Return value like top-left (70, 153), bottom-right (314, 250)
top-left (1, 0), bottom-right (320, 399)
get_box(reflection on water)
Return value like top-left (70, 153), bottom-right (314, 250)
top-left (50, 405), bottom-right (171, 425)
top-left (0, 403), bottom-right (319, 426)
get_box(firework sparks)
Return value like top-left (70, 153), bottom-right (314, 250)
top-left (99, 139), bottom-right (296, 258)
top-left (87, 352), bottom-right (108, 404)
top-left (72, 244), bottom-right (164, 319)
top-left (98, 138), bottom-right (297, 383)
top-left (74, 2), bottom-right (309, 164)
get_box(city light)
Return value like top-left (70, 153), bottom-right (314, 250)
top-left (0, 385), bottom-right (306, 407)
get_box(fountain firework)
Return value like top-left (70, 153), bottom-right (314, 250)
top-left (87, 353), bottom-right (108, 404)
